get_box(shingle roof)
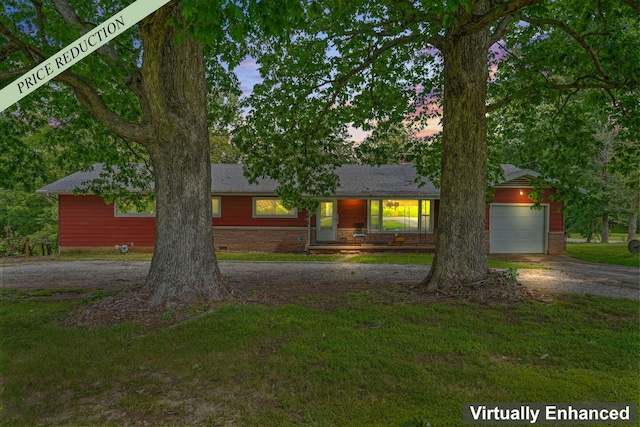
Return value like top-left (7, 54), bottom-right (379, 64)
top-left (37, 163), bottom-right (536, 198)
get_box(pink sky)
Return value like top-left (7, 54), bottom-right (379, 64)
top-left (235, 58), bottom-right (443, 142)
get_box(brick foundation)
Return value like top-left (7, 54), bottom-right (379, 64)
top-left (548, 232), bottom-right (565, 255)
top-left (61, 228), bottom-right (564, 255)
top-left (60, 246), bottom-right (154, 254)
top-left (213, 227), bottom-right (308, 252)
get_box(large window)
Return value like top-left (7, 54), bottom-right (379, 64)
top-left (253, 198), bottom-right (298, 218)
top-left (369, 199), bottom-right (432, 233)
top-left (116, 197), bottom-right (222, 217)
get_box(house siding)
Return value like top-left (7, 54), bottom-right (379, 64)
top-left (56, 189), bottom-right (562, 254)
top-left (58, 194), bottom-right (308, 253)
top-left (215, 196), bottom-right (308, 227)
top-left (58, 195), bottom-right (155, 252)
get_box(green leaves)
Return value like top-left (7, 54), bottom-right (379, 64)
top-left (487, 0), bottom-right (639, 237)
top-left (233, 1), bottom-right (445, 208)
top-left (0, 188), bottom-right (57, 240)
top-left (489, 85), bottom-right (639, 238)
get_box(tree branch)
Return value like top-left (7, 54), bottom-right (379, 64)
top-left (460, 0), bottom-right (543, 36)
top-left (55, 71), bottom-right (151, 144)
top-left (0, 67), bottom-right (33, 82)
top-left (486, 75), bottom-right (638, 114)
top-left (520, 16), bottom-right (611, 82)
top-left (0, 43), bottom-right (21, 62)
top-left (489, 15), bottom-right (515, 45)
top-left (319, 33), bottom-right (420, 120)
top-left (0, 21), bottom-right (44, 63)
top-left (50, 0), bottom-right (120, 62)
top-left (427, 34), bottom-right (445, 51)
top-left (550, 89), bottom-right (580, 141)
top-left (486, 86), bottom-right (531, 113)
top-left (621, 0), bottom-right (640, 14)
top-left (547, 81), bottom-right (636, 91)
top-left (30, 0), bottom-right (47, 44)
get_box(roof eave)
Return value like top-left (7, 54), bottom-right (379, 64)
top-left (500, 169), bottom-right (541, 183)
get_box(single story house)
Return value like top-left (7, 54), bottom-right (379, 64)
top-left (36, 163), bottom-right (565, 254)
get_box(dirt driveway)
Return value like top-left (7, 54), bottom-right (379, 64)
top-left (497, 255), bottom-right (639, 300)
top-left (1, 256), bottom-right (638, 301)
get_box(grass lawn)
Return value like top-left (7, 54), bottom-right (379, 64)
top-left (46, 252), bottom-right (541, 269)
top-left (1, 293), bottom-right (638, 426)
top-left (568, 232), bottom-right (637, 241)
top-left (344, 253), bottom-right (544, 270)
top-left (566, 243), bottom-right (640, 267)
top-left (217, 252), bottom-right (343, 262)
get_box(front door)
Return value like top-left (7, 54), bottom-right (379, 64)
top-left (316, 200), bottom-right (337, 242)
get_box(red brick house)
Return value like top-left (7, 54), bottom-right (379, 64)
top-left (37, 163), bottom-right (565, 254)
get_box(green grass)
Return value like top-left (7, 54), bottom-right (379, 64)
top-left (345, 253), bottom-right (544, 269)
top-left (0, 287), bottom-right (93, 298)
top-left (568, 232), bottom-right (637, 241)
top-left (216, 252), bottom-right (343, 262)
top-left (346, 253), bottom-right (434, 264)
top-left (566, 243), bottom-right (640, 267)
top-left (1, 295), bottom-right (637, 426)
top-left (33, 252), bottom-right (541, 269)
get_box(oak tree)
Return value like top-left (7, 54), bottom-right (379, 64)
top-left (228, 0), bottom-right (638, 290)
top-left (1, 0), bottom-right (248, 303)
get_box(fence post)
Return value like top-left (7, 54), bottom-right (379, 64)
top-left (25, 237), bottom-right (30, 257)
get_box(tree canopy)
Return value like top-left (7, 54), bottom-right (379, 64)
top-left (0, 0), bottom-right (253, 303)
top-left (227, 0), bottom-right (639, 288)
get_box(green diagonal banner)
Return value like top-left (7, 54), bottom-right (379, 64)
top-left (0, 0), bottom-right (172, 113)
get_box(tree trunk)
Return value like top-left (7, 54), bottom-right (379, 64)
top-left (145, 135), bottom-right (230, 305)
top-left (422, 1), bottom-right (490, 289)
top-left (601, 213), bottom-right (609, 243)
top-left (138, 5), bottom-right (231, 304)
top-left (629, 213), bottom-right (638, 242)
top-left (628, 196), bottom-right (638, 242)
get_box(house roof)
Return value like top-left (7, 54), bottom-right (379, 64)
top-left (36, 163), bottom-right (538, 198)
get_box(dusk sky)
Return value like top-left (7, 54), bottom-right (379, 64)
top-left (232, 57), bottom-right (442, 142)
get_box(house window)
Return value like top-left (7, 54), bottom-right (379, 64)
top-left (253, 198), bottom-right (297, 218)
top-left (369, 199), bottom-right (432, 233)
top-left (212, 197), bottom-right (221, 217)
top-left (116, 197), bottom-right (222, 217)
top-left (115, 198), bottom-right (156, 217)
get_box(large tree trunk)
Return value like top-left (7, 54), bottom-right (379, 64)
top-left (601, 213), bottom-right (609, 243)
top-left (628, 197), bottom-right (638, 241)
top-left (423, 1), bottom-right (490, 289)
top-left (145, 133), bottom-right (230, 305)
top-left (138, 4), bottom-right (231, 304)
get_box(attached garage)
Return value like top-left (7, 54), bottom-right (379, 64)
top-left (490, 205), bottom-right (546, 253)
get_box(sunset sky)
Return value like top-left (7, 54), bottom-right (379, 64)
top-left (233, 58), bottom-right (443, 142)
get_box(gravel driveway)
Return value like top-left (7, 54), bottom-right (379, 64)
top-left (1, 256), bottom-right (638, 300)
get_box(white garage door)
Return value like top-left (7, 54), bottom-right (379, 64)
top-left (490, 205), bottom-right (545, 253)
